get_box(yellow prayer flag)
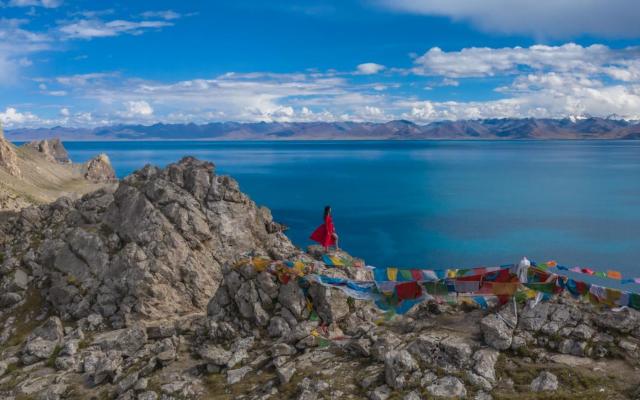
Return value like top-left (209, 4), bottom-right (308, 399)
top-left (252, 257), bottom-right (270, 271)
top-left (330, 256), bottom-right (345, 267)
top-left (294, 261), bottom-right (306, 275)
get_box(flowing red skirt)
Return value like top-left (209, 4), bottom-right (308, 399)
top-left (310, 224), bottom-right (336, 247)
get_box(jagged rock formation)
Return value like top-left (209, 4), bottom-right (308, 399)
top-left (22, 139), bottom-right (71, 164)
top-left (0, 126), bottom-right (20, 177)
top-left (1, 157), bottom-right (640, 400)
top-left (83, 153), bottom-right (117, 183)
top-left (0, 136), bottom-right (116, 211)
top-left (1, 157), bottom-right (296, 328)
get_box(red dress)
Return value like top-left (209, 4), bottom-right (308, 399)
top-left (310, 215), bottom-right (336, 248)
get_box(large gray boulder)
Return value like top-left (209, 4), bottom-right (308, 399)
top-left (91, 325), bottom-right (147, 356)
top-left (518, 302), bottom-right (550, 332)
top-left (480, 314), bottom-right (514, 350)
top-left (308, 283), bottom-right (350, 325)
top-left (530, 371), bottom-right (559, 392)
top-left (407, 333), bottom-right (474, 372)
top-left (473, 349), bottom-right (499, 383)
top-left (384, 350), bottom-right (419, 389)
top-left (594, 308), bottom-right (640, 334)
top-left (426, 376), bottom-right (467, 398)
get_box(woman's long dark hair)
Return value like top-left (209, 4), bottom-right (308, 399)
top-left (324, 205), bottom-right (331, 219)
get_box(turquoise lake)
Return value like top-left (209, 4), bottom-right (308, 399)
top-left (61, 140), bottom-right (640, 277)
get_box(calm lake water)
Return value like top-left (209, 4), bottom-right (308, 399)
top-left (61, 140), bottom-right (640, 278)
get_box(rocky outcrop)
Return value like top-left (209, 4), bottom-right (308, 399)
top-left (0, 126), bottom-right (20, 177)
top-left (22, 138), bottom-right (71, 164)
top-left (83, 153), bottom-right (116, 182)
top-left (0, 135), bottom-right (115, 212)
top-left (1, 157), bottom-right (296, 328)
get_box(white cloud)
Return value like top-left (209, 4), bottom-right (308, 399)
top-left (352, 105), bottom-right (394, 121)
top-left (405, 101), bottom-right (436, 120)
top-left (55, 72), bottom-right (117, 86)
top-left (441, 78), bottom-right (459, 87)
top-left (8, 0), bottom-right (62, 8)
top-left (60, 107), bottom-right (69, 116)
top-left (123, 100), bottom-right (154, 117)
top-left (413, 43), bottom-right (613, 78)
top-left (73, 9), bottom-right (115, 18)
top-left (11, 47), bottom-right (640, 127)
top-left (398, 76), bottom-right (640, 122)
top-left (376, 0), bottom-right (640, 39)
top-left (46, 90), bottom-right (68, 96)
top-left (58, 19), bottom-right (173, 39)
top-left (140, 10), bottom-right (181, 20)
top-left (356, 63), bottom-right (386, 75)
top-left (0, 19), bottom-right (51, 84)
top-left (0, 107), bottom-right (40, 127)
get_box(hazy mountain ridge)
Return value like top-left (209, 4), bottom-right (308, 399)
top-left (6, 117), bottom-right (640, 141)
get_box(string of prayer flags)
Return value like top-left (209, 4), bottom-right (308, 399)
top-left (541, 260), bottom-right (635, 285)
top-left (237, 254), bottom-right (640, 315)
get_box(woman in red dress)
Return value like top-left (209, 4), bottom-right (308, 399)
top-left (310, 205), bottom-right (339, 252)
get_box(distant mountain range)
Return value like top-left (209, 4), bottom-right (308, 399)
top-left (6, 117), bottom-right (640, 141)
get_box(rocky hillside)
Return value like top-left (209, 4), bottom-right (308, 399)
top-left (1, 157), bottom-right (640, 400)
top-left (0, 127), bottom-right (117, 211)
top-left (23, 139), bottom-right (72, 165)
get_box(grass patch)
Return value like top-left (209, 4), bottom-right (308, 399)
top-left (493, 355), bottom-right (631, 400)
top-left (0, 363), bottom-right (21, 392)
top-left (46, 345), bottom-right (62, 368)
top-left (0, 288), bottom-right (45, 350)
top-left (78, 338), bottom-right (91, 350)
top-left (5, 363), bottom-right (18, 375)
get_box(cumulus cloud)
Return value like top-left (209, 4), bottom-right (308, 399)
top-left (11, 43), bottom-right (640, 128)
top-left (122, 100), bottom-right (154, 117)
top-left (9, 71), bottom-right (392, 125)
top-left (398, 74), bottom-right (640, 122)
top-left (356, 62), bottom-right (386, 75)
top-left (0, 107), bottom-right (41, 127)
top-left (58, 18), bottom-right (173, 39)
top-left (375, 0), bottom-right (640, 39)
top-left (413, 43), bottom-right (615, 78)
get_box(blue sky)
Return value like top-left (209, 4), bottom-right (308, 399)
top-left (1, 0), bottom-right (640, 128)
